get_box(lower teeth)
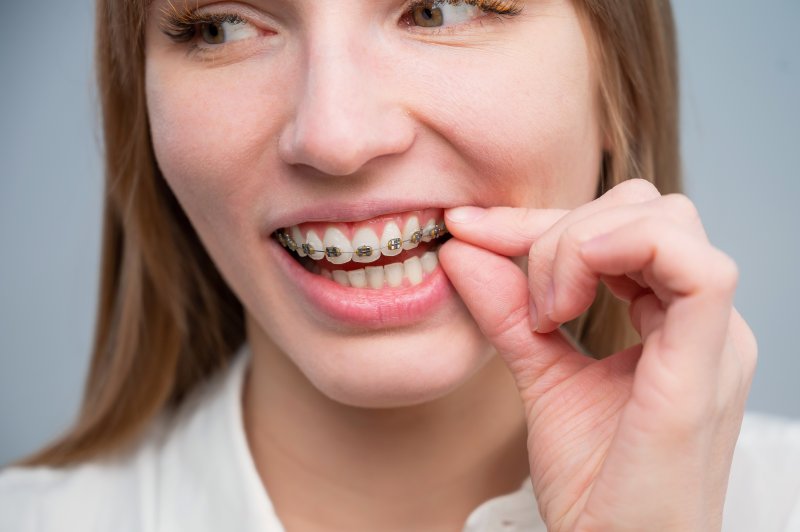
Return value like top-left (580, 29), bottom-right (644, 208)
top-left (307, 250), bottom-right (439, 289)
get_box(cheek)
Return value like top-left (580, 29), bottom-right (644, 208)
top-left (408, 17), bottom-right (601, 208)
top-left (145, 62), bottom-right (284, 233)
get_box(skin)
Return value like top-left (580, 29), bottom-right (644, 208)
top-left (144, 0), bottom-right (757, 530)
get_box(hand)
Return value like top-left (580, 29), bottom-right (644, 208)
top-left (439, 179), bottom-right (758, 532)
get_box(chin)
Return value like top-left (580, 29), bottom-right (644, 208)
top-left (268, 308), bottom-right (495, 409)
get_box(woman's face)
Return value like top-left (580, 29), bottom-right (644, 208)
top-left (144, 0), bottom-right (602, 407)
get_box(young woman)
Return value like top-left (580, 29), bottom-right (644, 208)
top-left (2, 0), bottom-right (798, 530)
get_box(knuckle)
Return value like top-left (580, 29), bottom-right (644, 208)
top-left (613, 178), bottom-right (661, 202)
top-left (709, 253), bottom-right (740, 292)
top-left (562, 224), bottom-right (585, 249)
top-left (662, 193), bottom-right (700, 223)
top-left (487, 303), bottom-right (530, 341)
top-left (513, 208), bottom-right (531, 234)
top-left (662, 398), bottom-right (716, 438)
top-left (513, 208), bottom-right (539, 241)
top-left (737, 322), bottom-right (759, 378)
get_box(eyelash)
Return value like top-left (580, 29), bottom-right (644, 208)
top-left (406, 0), bottom-right (524, 19)
top-left (160, 11), bottom-right (245, 43)
top-left (159, 0), bottom-right (524, 45)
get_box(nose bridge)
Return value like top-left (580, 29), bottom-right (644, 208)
top-left (278, 15), bottom-right (413, 176)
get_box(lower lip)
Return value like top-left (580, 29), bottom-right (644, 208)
top-left (268, 237), bottom-right (457, 329)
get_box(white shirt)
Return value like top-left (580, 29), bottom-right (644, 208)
top-left (1, 346), bottom-right (799, 531)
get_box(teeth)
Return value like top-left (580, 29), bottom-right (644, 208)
top-left (380, 222), bottom-right (403, 257)
top-left (280, 215), bottom-right (449, 266)
top-left (332, 270), bottom-right (350, 287)
top-left (365, 266), bottom-right (385, 289)
top-left (421, 251), bottom-right (438, 274)
top-left (305, 230), bottom-right (325, 260)
top-left (403, 256), bottom-right (423, 286)
top-left (312, 251), bottom-right (439, 290)
top-left (402, 216), bottom-right (421, 251)
top-left (421, 219), bottom-right (436, 243)
top-left (351, 227), bottom-right (381, 264)
top-left (291, 226), bottom-right (307, 257)
top-left (323, 227), bottom-right (353, 265)
top-left (347, 269), bottom-right (367, 288)
top-left (384, 262), bottom-right (403, 287)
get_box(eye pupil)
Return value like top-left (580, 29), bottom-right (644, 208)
top-left (411, 5), bottom-right (444, 27)
top-left (201, 22), bottom-right (225, 44)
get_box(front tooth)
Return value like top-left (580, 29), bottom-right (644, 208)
top-left (332, 270), bottom-right (350, 287)
top-left (291, 226), bottom-right (306, 257)
top-left (404, 256), bottom-right (423, 285)
top-left (421, 219), bottom-right (436, 242)
top-left (421, 251), bottom-right (438, 274)
top-left (305, 230), bottom-right (325, 260)
top-left (402, 216), bottom-right (421, 251)
top-left (380, 222), bottom-right (403, 257)
top-left (351, 227), bottom-right (381, 264)
top-left (347, 268), bottom-right (367, 288)
top-left (323, 227), bottom-right (353, 265)
top-left (384, 262), bottom-right (403, 287)
top-left (365, 266), bottom-right (385, 289)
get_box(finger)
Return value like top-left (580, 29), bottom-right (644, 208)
top-left (579, 217), bottom-right (738, 384)
top-left (445, 206), bottom-right (567, 257)
top-left (533, 195), bottom-right (709, 332)
top-left (444, 178), bottom-right (666, 258)
top-left (437, 238), bottom-right (591, 399)
top-left (601, 274), bottom-right (649, 302)
top-left (629, 291), bottom-right (666, 340)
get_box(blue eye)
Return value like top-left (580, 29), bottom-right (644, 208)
top-left (409, 1), bottom-right (483, 28)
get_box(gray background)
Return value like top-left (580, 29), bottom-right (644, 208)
top-left (1, 1), bottom-right (798, 466)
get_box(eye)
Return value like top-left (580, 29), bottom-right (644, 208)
top-left (198, 16), bottom-right (259, 45)
top-left (161, 12), bottom-right (262, 47)
top-left (406, 1), bottom-right (485, 29)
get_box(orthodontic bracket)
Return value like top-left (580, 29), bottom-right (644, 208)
top-left (274, 222), bottom-right (449, 258)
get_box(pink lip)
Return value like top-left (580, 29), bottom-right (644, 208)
top-left (266, 198), bottom-right (461, 233)
top-left (268, 236), bottom-right (458, 329)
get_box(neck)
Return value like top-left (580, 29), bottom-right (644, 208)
top-left (243, 317), bottom-right (530, 531)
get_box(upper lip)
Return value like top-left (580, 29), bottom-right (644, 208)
top-left (266, 196), bottom-right (463, 232)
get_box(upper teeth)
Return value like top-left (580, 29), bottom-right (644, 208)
top-left (276, 215), bottom-right (447, 265)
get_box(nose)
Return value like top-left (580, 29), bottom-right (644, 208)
top-left (277, 23), bottom-right (415, 177)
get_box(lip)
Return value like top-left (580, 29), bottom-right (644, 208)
top-left (268, 236), bottom-right (458, 329)
top-left (265, 198), bottom-right (461, 233)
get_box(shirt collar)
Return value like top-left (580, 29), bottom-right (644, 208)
top-left (155, 344), bottom-right (544, 531)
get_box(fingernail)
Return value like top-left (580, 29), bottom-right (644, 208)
top-left (528, 295), bottom-right (538, 332)
top-left (580, 232), bottom-right (610, 256)
top-left (544, 283), bottom-right (555, 318)
top-left (446, 206), bottom-right (487, 223)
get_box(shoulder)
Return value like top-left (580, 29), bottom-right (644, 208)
top-left (0, 349), bottom-right (262, 532)
top-left (723, 411), bottom-right (800, 532)
top-left (0, 423), bottom-right (167, 532)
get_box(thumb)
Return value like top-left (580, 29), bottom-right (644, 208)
top-left (438, 237), bottom-right (589, 397)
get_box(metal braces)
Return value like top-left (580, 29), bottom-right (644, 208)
top-left (275, 222), bottom-right (448, 258)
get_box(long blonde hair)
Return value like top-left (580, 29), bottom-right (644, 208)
top-left (20, 0), bottom-right (680, 467)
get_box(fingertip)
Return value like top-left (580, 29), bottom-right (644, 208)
top-left (445, 206), bottom-right (487, 225)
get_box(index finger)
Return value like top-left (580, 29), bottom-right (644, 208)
top-left (444, 206), bottom-right (567, 257)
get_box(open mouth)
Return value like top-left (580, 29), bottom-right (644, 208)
top-left (272, 208), bottom-right (452, 290)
